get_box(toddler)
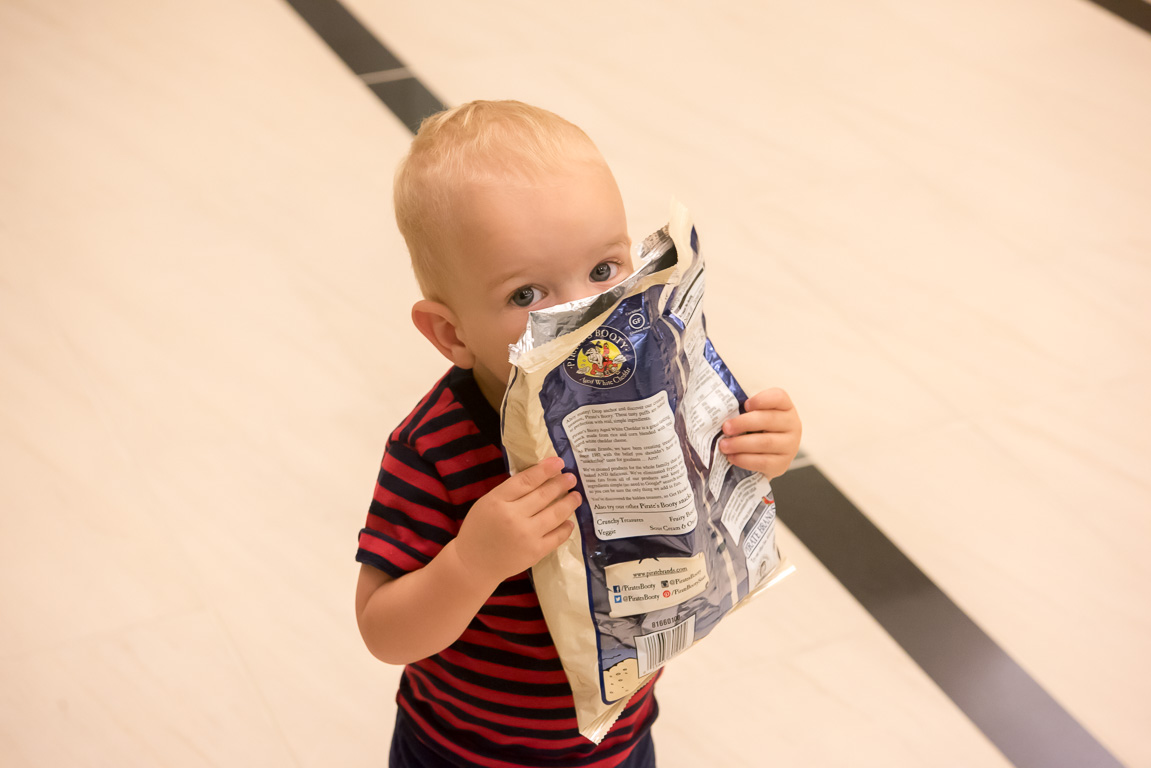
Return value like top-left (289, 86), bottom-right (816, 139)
top-left (355, 100), bottom-right (802, 768)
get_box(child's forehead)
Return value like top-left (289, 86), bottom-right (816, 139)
top-left (432, 156), bottom-right (628, 300)
top-left (453, 153), bottom-right (611, 194)
top-left (448, 159), bottom-right (621, 232)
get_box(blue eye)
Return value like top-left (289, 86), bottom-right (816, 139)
top-left (510, 286), bottom-right (542, 307)
top-left (590, 262), bottom-right (618, 282)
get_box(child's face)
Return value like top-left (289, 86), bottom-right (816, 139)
top-left (443, 161), bottom-right (632, 406)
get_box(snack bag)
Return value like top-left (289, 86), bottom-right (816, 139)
top-left (500, 202), bottom-right (793, 743)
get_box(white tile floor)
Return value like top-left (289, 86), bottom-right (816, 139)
top-left (2, 0), bottom-right (1148, 765)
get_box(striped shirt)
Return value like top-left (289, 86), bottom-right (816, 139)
top-left (357, 367), bottom-right (659, 768)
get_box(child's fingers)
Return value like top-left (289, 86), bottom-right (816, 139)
top-left (722, 408), bottom-right (793, 436)
top-left (744, 387), bottom-right (793, 413)
top-left (502, 456), bottom-right (566, 500)
top-left (519, 471), bottom-right (578, 512)
top-left (539, 518), bottom-right (577, 555)
top-left (719, 432), bottom-right (791, 457)
top-left (531, 490), bottom-right (580, 550)
top-left (535, 491), bottom-right (581, 537)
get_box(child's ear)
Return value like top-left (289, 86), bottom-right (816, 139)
top-left (411, 300), bottom-right (477, 369)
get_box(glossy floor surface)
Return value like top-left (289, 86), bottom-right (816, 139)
top-left (2, 1), bottom-right (1149, 766)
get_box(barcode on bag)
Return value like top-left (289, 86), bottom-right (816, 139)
top-left (636, 615), bottom-right (697, 678)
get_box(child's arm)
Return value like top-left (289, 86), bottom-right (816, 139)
top-left (718, 388), bottom-right (802, 479)
top-left (355, 457), bottom-right (580, 665)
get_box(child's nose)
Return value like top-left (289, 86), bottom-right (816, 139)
top-left (555, 278), bottom-right (607, 306)
top-left (552, 285), bottom-right (589, 306)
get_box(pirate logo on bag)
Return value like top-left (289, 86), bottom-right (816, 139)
top-left (565, 327), bottom-right (635, 389)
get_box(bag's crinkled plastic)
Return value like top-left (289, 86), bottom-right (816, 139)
top-left (500, 202), bottom-right (793, 743)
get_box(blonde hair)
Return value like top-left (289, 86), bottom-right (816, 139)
top-left (394, 100), bottom-right (605, 299)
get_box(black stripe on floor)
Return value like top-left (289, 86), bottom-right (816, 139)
top-left (1083, 0), bottom-right (1151, 34)
top-left (282, 0), bottom-right (445, 133)
top-left (283, 2), bottom-right (1131, 766)
top-left (773, 466), bottom-right (1124, 768)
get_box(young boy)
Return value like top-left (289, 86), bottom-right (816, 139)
top-left (355, 100), bottom-right (802, 768)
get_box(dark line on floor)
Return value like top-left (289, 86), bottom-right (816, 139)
top-left (283, 1), bottom-right (1130, 765)
top-left (1082, 0), bottom-right (1151, 35)
top-left (772, 466), bottom-right (1125, 768)
top-left (282, 0), bottom-right (445, 132)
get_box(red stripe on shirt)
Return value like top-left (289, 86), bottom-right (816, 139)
top-left (410, 660), bottom-right (574, 711)
top-left (356, 531), bottom-right (426, 572)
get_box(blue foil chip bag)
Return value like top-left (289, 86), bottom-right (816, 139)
top-left (501, 202), bottom-right (793, 743)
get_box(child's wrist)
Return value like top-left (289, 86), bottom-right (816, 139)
top-left (439, 539), bottom-right (505, 596)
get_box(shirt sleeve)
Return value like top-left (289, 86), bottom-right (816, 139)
top-left (356, 439), bottom-right (460, 579)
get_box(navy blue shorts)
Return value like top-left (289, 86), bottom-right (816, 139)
top-left (388, 709), bottom-right (657, 768)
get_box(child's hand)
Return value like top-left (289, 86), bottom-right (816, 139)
top-left (718, 388), bottom-right (802, 479)
top-left (450, 456), bottom-right (580, 587)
